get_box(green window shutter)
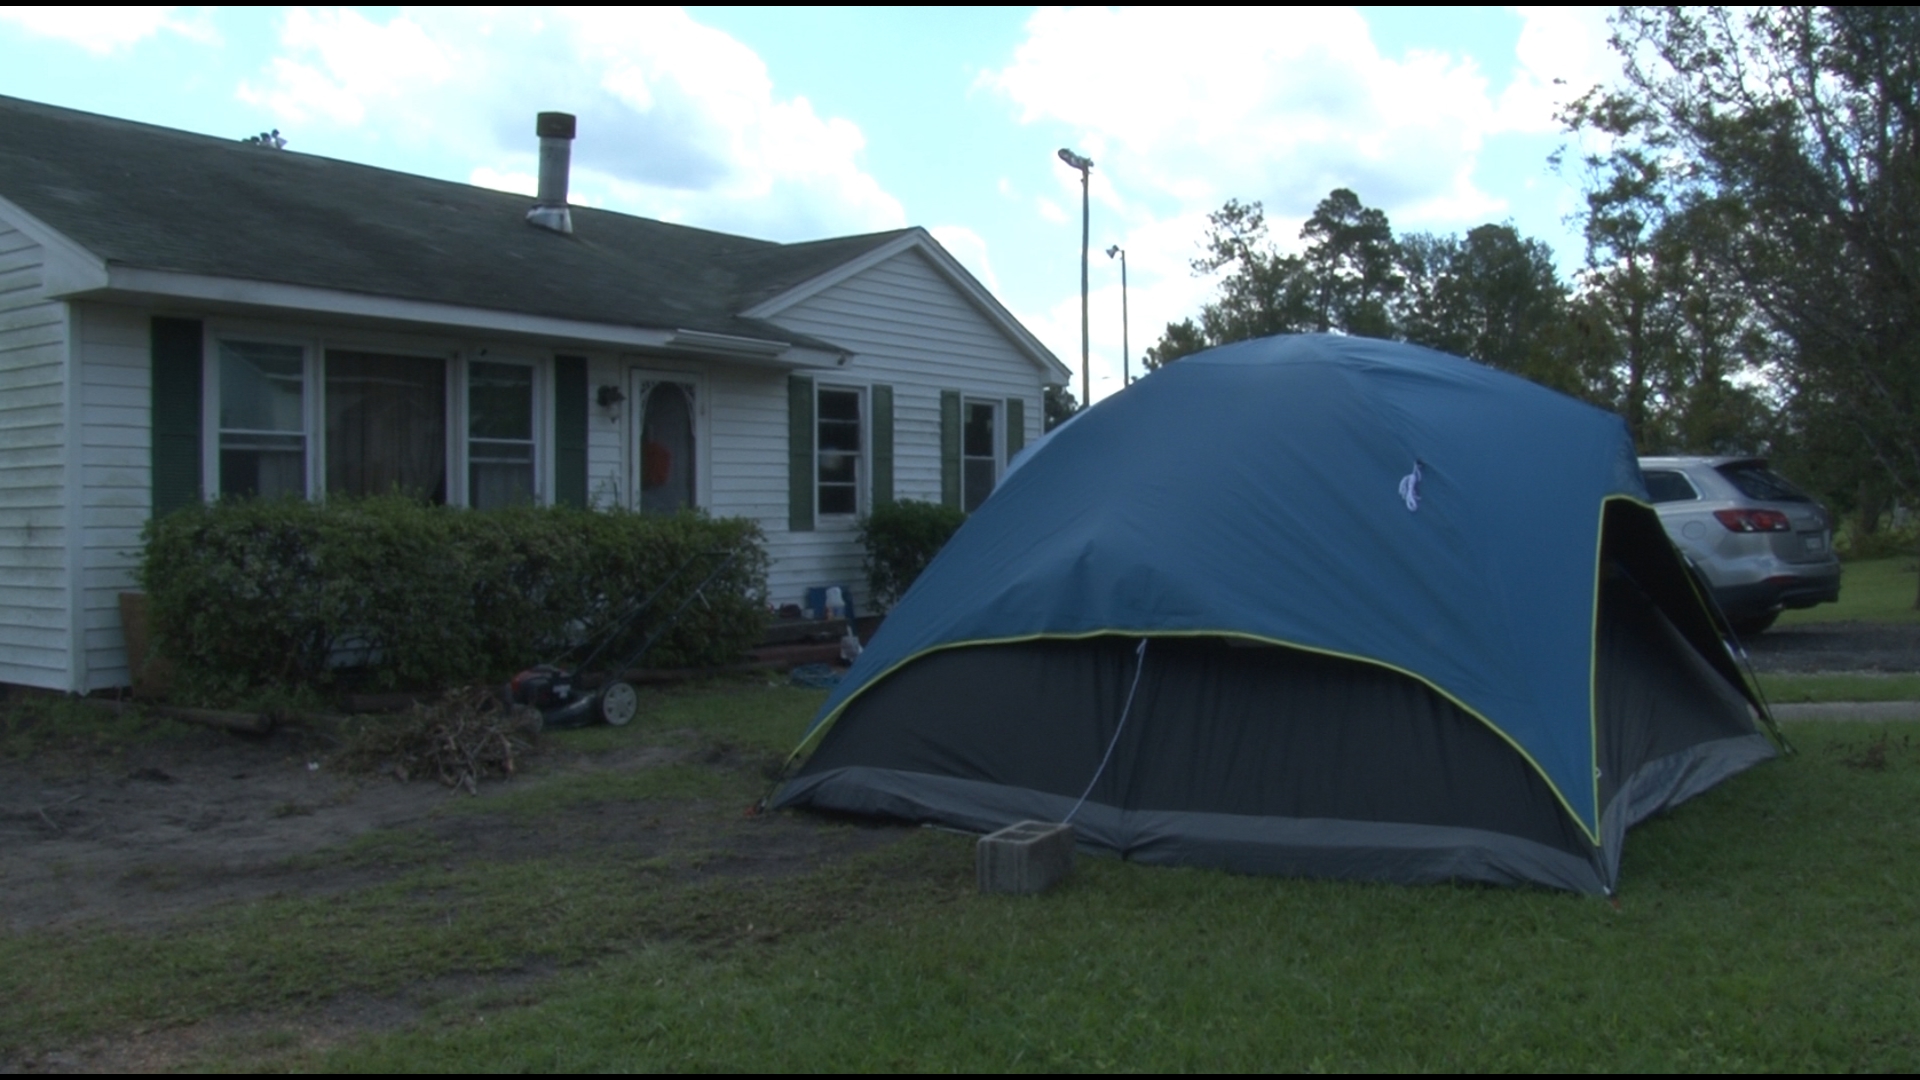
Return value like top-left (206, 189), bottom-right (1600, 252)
top-left (1005, 396), bottom-right (1025, 460)
top-left (552, 355), bottom-right (588, 508)
top-left (939, 389), bottom-right (961, 511)
top-left (871, 383), bottom-right (894, 507)
top-left (788, 375), bottom-right (815, 532)
top-left (150, 317), bottom-right (203, 517)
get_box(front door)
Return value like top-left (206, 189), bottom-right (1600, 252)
top-left (629, 370), bottom-right (700, 514)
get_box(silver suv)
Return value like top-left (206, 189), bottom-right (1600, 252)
top-left (1639, 456), bottom-right (1842, 635)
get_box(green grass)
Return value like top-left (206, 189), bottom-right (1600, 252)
top-left (0, 694), bottom-right (186, 762)
top-left (543, 677), bottom-right (826, 756)
top-left (1779, 556), bottom-right (1920, 626)
top-left (1756, 672), bottom-right (1920, 703)
top-left (467, 761), bottom-right (765, 815)
top-left (326, 722), bottom-right (1920, 1072)
top-left (5, 710), bottom-right (1917, 1071)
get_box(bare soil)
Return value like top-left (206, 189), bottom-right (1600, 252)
top-left (0, 702), bottom-right (914, 1071)
top-left (0, 722), bottom-right (884, 936)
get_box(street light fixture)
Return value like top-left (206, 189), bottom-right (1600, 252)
top-left (1057, 147), bottom-right (1093, 407)
top-left (1106, 244), bottom-right (1129, 389)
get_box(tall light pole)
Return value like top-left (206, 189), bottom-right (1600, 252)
top-left (1057, 147), bottom-right (1093, 407)
top-left (1106, 244), bottom-right (1129, 388)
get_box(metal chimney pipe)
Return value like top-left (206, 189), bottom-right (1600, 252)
top-left (527, 111), bottom-right (576, 235)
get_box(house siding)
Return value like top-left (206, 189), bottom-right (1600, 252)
top-left (73, 302), bottom-right (150, 690)
top-left (761, 248), bottom-right (1047, 613)
top-left (580, 249), bottom-right (1047, 618)
top-left (0, 219), bottom-right (70, 689)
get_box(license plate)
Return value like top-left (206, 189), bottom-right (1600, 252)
top-left (1805, 533), bottom-right (1827, 553)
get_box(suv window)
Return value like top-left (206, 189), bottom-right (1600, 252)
top-left (1643, 470), bottom-right (1698, 503)
top-left (1716, 462), bottom-right (1812, 503)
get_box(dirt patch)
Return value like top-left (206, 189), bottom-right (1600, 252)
top-left (0, 718), bottom-right (890, 937)
top-left (0, 699), bottom-right (918, 1072)
top-left (0, 725), bottom-right (449, 932)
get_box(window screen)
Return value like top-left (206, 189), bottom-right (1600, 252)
top-left (817, 387), bottom-right (861, 516)
top-left (963, 400), bottom-right (997, 512)
top-left (218, 341), bottom-right (306, 499)
top-left (468, 361), bottom-right (535, 509)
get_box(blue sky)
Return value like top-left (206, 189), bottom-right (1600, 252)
top-left (0, 6), bottom-right (1620, 402)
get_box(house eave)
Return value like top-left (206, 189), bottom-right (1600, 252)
top-left (52, 265), bottom-right (843, 368)
top-left (742, 227), bottom-right (1072, 384)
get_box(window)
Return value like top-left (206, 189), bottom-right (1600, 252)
top-left (324, 350), bottom-right (447, 502)
top-left (1717, 462), bottom-right (1814, 503)
top-left (468, 361), bottom-right (536, 508)
top-left (963, 399), bottom-right (997, 512)
top-left (1643, 470), bottom-right (1699, 504)
top-left (217, 341), bottom-right (307, 499)
top-left (817, 387), bottom-right (862, 516)
top-left (209, 335), bottom-right (550, 508)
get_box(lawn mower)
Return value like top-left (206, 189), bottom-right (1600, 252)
top-left (506, 549), bottom-right (738, 729)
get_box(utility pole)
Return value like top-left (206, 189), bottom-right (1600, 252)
top-left (1057, 148), bottom-right (1094, 405)
top-left (1107, 245), bottom-right (1129, 387)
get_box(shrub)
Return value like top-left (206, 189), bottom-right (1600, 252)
top-left (859, 499), bottom-right (967, 610)
top-left (1836, 518), bottom-right (1920, 562)
top-left (139, 496), bottom-right (768, 703)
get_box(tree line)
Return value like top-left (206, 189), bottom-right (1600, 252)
top-left (1138, 6), bottom-right (1918, 537)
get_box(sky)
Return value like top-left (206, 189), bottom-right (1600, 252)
top-left (0, 5), bottom-right (1622, 403)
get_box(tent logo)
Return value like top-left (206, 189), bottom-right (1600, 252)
top-left (1399, 461), bottom-right (1423, 512)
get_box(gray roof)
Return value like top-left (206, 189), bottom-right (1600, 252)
top-left (0, 94), bottom-right (912, 344)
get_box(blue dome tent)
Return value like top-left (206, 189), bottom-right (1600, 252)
top-left (773, 335), bottom-right (1776, 893)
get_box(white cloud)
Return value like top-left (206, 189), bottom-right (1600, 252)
top-left (983, 7), bottom-right (1624, 386)
top-left (235, 6), bottom-right (904, 240)
top-left (928, 225), bottom-right (1003, 295)
top-left (986, 7), bottom-right (1518, 227)
top-left (1496, 7), bottom-right (1618, 132)
top-left (0, 5), bottom-right (214, 54)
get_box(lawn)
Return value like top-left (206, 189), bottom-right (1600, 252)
top-left (1778, 555), bottom-right (1920, 626)
top-left (3, 684), bottom-right (1916, 1071)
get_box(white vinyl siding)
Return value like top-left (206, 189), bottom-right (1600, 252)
top-left (758, 247), bottom-right (1046, 612)
top-left (0, 219), bottom-right (70, 689)
top-left (73, 303), bottom-right (151, 690)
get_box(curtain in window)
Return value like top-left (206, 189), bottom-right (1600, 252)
top-left (326, 350), bottom-right (446, 502)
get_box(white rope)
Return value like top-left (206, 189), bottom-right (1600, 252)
top-left (1063, 638), bottom-right (1149, 824)
top-left (1399, 460), bottom-right (1422, 512)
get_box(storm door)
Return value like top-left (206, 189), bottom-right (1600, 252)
top-left (630, 371), bottom-right (700, 514)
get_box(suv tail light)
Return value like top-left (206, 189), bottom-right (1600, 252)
top-left (1714, 508), bottom-right (1792, 533)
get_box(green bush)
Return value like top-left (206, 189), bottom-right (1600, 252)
top-left (859, 499), bottom-right (967, 610)
top-left (1837, 519), bottom-right (1920, 562)
top-left (139, 496), bottom-right (768, 703)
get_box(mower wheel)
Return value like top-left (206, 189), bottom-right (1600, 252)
top-left (598, 680), bottom-right (639, 726)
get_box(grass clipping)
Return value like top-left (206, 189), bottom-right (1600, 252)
top-left (338, 686), bottom-right (542, 794)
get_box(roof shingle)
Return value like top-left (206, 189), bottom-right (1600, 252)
top-left (0, 94), bottom-right (911, 341)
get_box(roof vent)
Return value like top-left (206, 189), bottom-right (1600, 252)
top-left (527, 111), bottom-right (575, 235)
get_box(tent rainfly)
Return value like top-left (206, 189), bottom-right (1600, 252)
top-left (772, 334), bottom-right (1779, 894)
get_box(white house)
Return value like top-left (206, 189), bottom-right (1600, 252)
top-left (0, 96), bottom-right (1069, 694)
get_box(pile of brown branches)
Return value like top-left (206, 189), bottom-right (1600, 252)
top-left (337, 686), bottom-right (541, 794)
